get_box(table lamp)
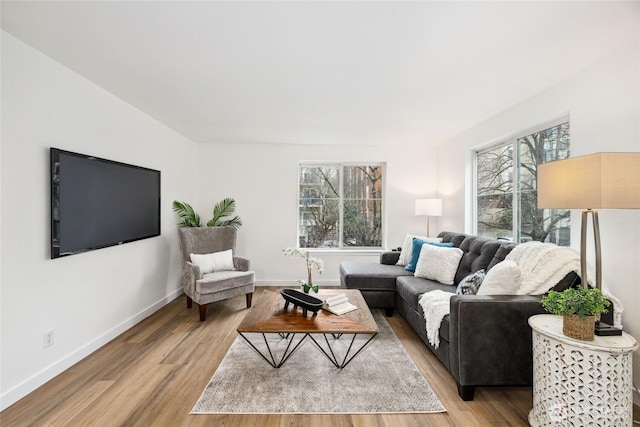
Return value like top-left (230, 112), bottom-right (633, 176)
top-left (415, 198), bottom-right (442, 237)
top-left (537, 152), bottom-right (640, 335)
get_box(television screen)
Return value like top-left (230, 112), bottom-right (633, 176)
top-left (50, 148), bottom-right (161, 258)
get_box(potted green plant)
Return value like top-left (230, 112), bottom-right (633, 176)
top-left (540, 287), bottom-right (610, 341)
top-left (172, 198), bottom-right (242, 228)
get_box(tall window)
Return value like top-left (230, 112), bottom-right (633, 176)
top-left (475, 121), bottom-right (571, 245)
top-left (298, 163), bottom-right (384, 249)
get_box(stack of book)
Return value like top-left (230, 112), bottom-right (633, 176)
top-left (322, 294), bottom-right (358, 315)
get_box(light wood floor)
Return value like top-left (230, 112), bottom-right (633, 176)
top-left (0, 286), bottom-right (616, 426)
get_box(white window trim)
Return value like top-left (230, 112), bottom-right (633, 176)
top-left (297, 161), bottom-right (387, 250)
top-left (470, 115), bottom-right (570, 239)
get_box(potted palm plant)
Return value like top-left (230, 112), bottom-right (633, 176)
top-left (172, 198), bottom-right (242, 228)
top-left (540, 287), bottom-right (610, 341)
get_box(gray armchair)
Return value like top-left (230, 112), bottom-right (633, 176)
top-left (178, 226), bottom-right (255, 321)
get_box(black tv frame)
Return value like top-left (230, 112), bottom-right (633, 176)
top-left (50, 148), bottom-right (161, 259)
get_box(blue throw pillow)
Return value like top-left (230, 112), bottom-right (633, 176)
top-left (456, 269), bottom-right (486, 295)
top-left (405, 238), bottom-right (454, 272)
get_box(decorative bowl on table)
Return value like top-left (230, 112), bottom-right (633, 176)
top-left (280, 289), bottom-right (323, 318)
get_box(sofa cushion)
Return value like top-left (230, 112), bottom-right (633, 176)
top-left (454, 237), bottom-right (503, 285)
top-left (551, 271), bottom-right (581, 292)
top-left (340, 261), bottom-right (412, 291)
top-left (380, 251), bottom-right (401, 265)
top-left (437, 232), bottom-right (516, 284)
top-left (487, 243), bottom-right (517, 271)
top-left (438, 231), bottom-right (467, 248)
top-left (396, 275), bottom-right (455, 311)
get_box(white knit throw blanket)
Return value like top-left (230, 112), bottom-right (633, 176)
top-left (507, 241), bottom-right (577, 295)
top-left (418, 290), bottom-right (453, 349)
top-left (506, 241), bottom-right (623, 328)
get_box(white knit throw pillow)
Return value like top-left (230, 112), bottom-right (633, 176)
top-left (396, 233), bottom-right (442, 266)
top-left (414, 244), bottom-right (464, 285)
top-left (476, 260), bottom-right (521, 295)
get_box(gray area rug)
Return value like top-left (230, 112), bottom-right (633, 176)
top-left (192, 311), bottom-right (446, 414)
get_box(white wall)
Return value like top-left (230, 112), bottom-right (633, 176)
top-left (194, 142), bottom-right (437, 286)
top-left (437, 43), bottom-right (640, 398)
top-left (0, 33), bottom-right (198, 409)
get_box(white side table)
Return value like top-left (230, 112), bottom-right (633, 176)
top-left (528, 314), bottom-right (638, 426)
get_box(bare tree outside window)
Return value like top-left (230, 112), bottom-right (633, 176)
top-left (343, 166), bottom-right (383, 247)
top-left (476, 122), bottom-right (571, 245)
top-left (298, 164), bottom-right (384, 249)
top-left (518, 123), bottom-right (571, 244)
top-left (477, 145), bottom-right (514, 240)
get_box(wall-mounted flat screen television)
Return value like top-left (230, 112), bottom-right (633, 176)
top-left (50, 148), bottom-right (161, 259)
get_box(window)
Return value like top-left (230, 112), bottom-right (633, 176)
top-left (298, 163), bottom-right (384, 249)
top-left (474, 121), bottom-right (571, 245)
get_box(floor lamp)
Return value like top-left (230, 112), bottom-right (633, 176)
top-left (415, 198), bottom-right (442, 237)
top-left (537, 152), bottom-right (640, 335)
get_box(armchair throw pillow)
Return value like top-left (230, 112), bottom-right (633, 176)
top-left (190, 249), bottom-right (235, 273)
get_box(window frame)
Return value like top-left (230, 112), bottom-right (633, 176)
top-left (297, 161), bottom-right (386, 251)
top-left (472, 116), bottom-right (570, 244)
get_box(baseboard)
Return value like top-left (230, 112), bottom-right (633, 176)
top-left (0, 287), bottom-right (183, 411)
top-left (256, 280), bottom-right (340, 287)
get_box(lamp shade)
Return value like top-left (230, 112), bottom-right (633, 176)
top-left (537, 152), bottom-right (640, 209)
top-left (415, 198), bottom-right (443, 216)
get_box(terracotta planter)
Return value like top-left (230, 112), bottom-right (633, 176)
top-left (562, 314), bottom-right (595, 341)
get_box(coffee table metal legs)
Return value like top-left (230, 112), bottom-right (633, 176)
top-left (238, 332), bottom-right (307, 368)
top-left (239, 331), bottom-right (377, 369)
top-left (307, 332), bottom-right (378, 369)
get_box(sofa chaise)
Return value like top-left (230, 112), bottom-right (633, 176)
top-left (339, 231), bottom-right (613, 400)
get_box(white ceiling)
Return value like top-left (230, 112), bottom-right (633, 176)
top-left (2, 1), bottom-right (638, 146)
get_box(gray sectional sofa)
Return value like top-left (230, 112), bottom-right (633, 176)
top-left (339, 231), bottom-right (612, 400)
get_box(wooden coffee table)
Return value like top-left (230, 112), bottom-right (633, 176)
top-left (237, 288), bottom-right (378, 368)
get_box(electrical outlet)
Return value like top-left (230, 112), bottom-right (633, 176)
top-left (44, 329), bottom-right (55, 348)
